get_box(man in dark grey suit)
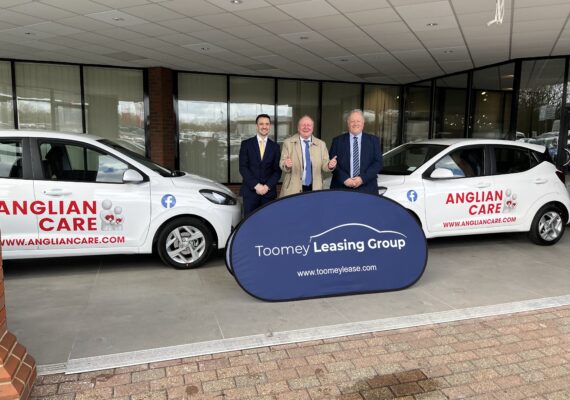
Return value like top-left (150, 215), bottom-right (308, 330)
top-left (329, 110), bottom-right (382, 195)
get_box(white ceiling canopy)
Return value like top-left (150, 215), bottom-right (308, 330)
top-left (0, 0), bottom-right (569, 84)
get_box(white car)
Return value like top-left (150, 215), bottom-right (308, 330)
top-left (379, 139), bottom-right (570, 245)
top-left (0, 131), bottom-right (241, 269)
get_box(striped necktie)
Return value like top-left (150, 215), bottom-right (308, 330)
top-left (352, 136), bottom-right (360, 177)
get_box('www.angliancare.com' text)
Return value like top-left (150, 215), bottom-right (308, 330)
top-left (297, 264), bottom-right (377, 277)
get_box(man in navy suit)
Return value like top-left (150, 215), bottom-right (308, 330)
top-left (329, 109), bottom-right (382, 195)
top-left (239, 114), bottom-right (281, 217)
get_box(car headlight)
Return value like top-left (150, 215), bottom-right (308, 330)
top-left (200, 189), bottom-right (237, 205)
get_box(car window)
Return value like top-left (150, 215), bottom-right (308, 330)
top-left (0, 140), bottom-right (23, 179)
top-left (494, 146), bottom-right (536, 175)
top-left (434, 147), bottom-right (484, 178)
top-left (382, 144), bottom-right (448, 175)
top-left (39, 141), bottom-right (129, 183)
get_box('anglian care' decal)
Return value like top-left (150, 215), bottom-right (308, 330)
top-left (226, 190), bottom-right (428, 301)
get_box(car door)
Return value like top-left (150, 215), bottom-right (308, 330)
top-left (0, 137), bottom-right (38, 253)
top-left (32, 138), bottom-right (151, 252)
top-left (490, 144), bottom-right (546, 228)
top-left (423, 145), bottom-right (498, 233)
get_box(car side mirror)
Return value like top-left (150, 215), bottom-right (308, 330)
top-left (430, 168), bottom-right (454, 179)
top-left (123, 169), bottom-right (144, 183)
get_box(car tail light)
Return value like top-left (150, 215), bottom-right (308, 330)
top-left (555, 169), bottom-right (565, 183)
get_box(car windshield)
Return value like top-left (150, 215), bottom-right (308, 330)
top-left (382, 143), bottom-right (448, 175)
top-left (98, 139), bottom-right (183, 177)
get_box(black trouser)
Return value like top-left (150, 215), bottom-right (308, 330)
top-left (302, 184), bottom-right (312, 192)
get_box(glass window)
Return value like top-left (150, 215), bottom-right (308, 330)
top-left (84, 67), bottom-right (145, 154)
top-left (178, 73), bottom-right (227, 182)
top-left (364, 85), bottom-right (400, 151)
top-left (40, 141), bottom-right (128, 183)
top-left (434, 74), bottom-right (467, 139)
top-left (435, 147), bottom-right (484, 178)
top-left (16, 63), bottom-right (82, 133)
top-left (494, 146), bottom-right (535, 175)
top-left (0, 140), bottom-right (22, 179)
top-left (517, 59), bottom-right (565, 144)
top-left (321, 82), bottom-right (361, 146)
top-left (472, 63), bottom-right (514, 139)
top-left (382, 143), bottom-right (447, 175)
top-left (277, 80), bottom-right (319, 144)
top-left (229, 76), bottom-right (274, 183)
top-left (403, 81), bottom-right (431, 143)
top-left (0, 62), bottom-right (14, 129)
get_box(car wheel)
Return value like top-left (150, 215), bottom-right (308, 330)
top-left (528, 204), bottom-right (565, 246)
top-left (157, 217), bottom-right (213, 269)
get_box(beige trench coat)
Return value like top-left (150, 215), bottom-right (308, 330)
top-left (279, 135), bottom-right (333, 197)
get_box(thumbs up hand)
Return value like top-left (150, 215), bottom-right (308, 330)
top-left (284, 155), bottom-right (293, 169)
top-left (328, 155), bottom-right (337, 170)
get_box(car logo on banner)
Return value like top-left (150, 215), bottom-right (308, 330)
top-left (226, 190), bottom-right (428, 301)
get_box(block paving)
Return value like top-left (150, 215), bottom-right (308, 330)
top-left (30, 306), bottom-right (570, 399)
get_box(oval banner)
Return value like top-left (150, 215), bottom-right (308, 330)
top-left (227, 190), bottom-right (428, 301)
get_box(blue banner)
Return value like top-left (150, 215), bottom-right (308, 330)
top-left (227, 190), bottom-right (427, 301)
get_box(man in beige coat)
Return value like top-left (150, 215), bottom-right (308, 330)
top-left (279, 115), bottom-right (337, 197)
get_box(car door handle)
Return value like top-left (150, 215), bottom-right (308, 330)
top-left (43, 189), bottom-right (72, 196)
top-left (474, 181), bottom-right (491, 188)
top-left (533, 178), bottom-right (548, 184)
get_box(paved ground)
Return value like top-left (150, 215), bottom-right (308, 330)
top-left (5, 231), bottom-right (570, 373)
top-left (30, 306), bottom-right (570, 400)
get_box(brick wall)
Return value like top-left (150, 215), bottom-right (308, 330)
top-left (0, 246), bottom-right (36, 399)
top-left (148, 67), bottom-right (176, 170)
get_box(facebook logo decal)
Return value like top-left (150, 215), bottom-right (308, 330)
top-left (407, 190), bottom-right (418, 202)
top-left (161, 194), bottom-right (176, 208)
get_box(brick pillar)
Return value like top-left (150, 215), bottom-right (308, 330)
top-left (148, 67), bottom-right (176, 170)
top-left (0, 243), bottom-right (36, 399)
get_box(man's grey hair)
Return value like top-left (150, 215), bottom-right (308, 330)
top-left (346, 109), bottom-right (365, 122)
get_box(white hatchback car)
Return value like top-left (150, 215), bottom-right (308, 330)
top-left (379, 139), bottom-right (570, 245)
top-left (0, 131), bottom-right (241, 269)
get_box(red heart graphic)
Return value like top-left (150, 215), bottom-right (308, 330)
top-left (116, 218), bottom-right (123, 223)
top-left (105, 215), bottom-right (114, 222)
top-left (506, 200), bottom-right (512, 206)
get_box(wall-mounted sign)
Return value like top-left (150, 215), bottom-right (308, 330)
top-left (226, 191), bottom-right (428, 301)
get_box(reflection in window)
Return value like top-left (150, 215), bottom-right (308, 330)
top-left (435, 74), bottom-right (467, 139)
top-left (517, 59), bottom-right (565, 143)
top-left (84, 67), bottom-right (144, 154)
top-left (435, 147), bottom-right (484, 178)
top-left (494, 147), bottom-right (535, 175)
top-left (178, 73), bottom-right (227, 182)
top-left (364, 85), bottom-right (400, 151)
top-left (277, 80), bottom-right (319, 144)
top-left (0, 62), bottom-right (14, 129)
top-left (472, 63), bottom-right (514, 139)
top-left (403, 82), bottom-right (430, 143)
top-left (16, 63), bottom-right (82, 133)
top-left (0, 140), bottom-right (22, 178)
top-left (321, 83), bottom-right (361, 146)
top-left (229, 76), bottom-right (274, 183)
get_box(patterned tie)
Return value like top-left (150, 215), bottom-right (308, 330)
top-left (352, 136), bottom-right (360, 177)
top-left (304, 140), bottom-right (312, 186)
top-left (259, 139), bottom-right (265, 159)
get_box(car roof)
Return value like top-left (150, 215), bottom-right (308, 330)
top-left (405, 138), bottom-right (546, 153)
top-left (0, 130), bottom-right (103, 142)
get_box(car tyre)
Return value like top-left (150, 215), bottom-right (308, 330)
top-left (528, 204), bottom-right (565, 246)
top-left (157, 217), bottom-right (213, 269)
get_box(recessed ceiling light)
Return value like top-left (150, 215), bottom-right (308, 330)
top-left (200, 46), bottom-right (210, 51)
top-left (230, 0), bottom-right (242, 4)
top-left (24, 32), bottom-right (35, 36)
top-left (503, 74), bottom-right (514, 78)
top-left (443, 50), bottom-right (454, 54)
top-left (426, 22), bottom-right (438, 27)
top-left (112, 17), bottom-right (125, 21)
top-left (481, 91), bottom-right (487, 95)
top-left (299, 36), bottom-right (309, 40)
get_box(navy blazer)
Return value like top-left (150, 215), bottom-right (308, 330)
top-left (329, 132), bottom-right (382, 195)
top-left (239, 136), bottom-right (281, 199)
